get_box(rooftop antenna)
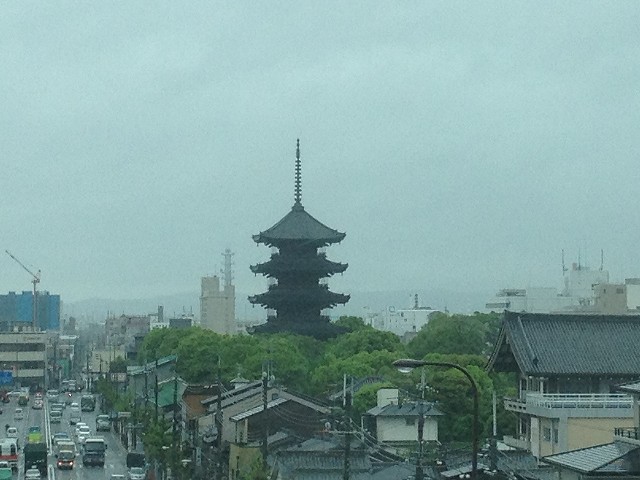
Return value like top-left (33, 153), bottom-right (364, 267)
top-left (221, 248), bottom-right (234, 287)
top-left (562, 249), bottom-right (567, 276)
top-left (600, 249), bottom-right (604, 271)
top-left (578, 249), bottom-right (582, 270)
top-left (294, 139), bottom-right (302, 207)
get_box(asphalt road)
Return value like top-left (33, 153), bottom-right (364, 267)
top-left (6, 392), bottom-right (130, 479)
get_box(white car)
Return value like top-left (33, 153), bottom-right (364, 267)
top-left (25, 467), bottom-right (41, 479)
top-left (76, 426), bottom-right (91, 443)
top-left (6, 427), bottom-right (17, 439)
top-left (74, 422), bottom-right (88, 437)
top-left (13, 408), bottom-right (23, 420)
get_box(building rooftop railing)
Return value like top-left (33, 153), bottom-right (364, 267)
top-left (526, 393), bottom-right (632, 409)
top-left (614, 426), bottom-right (639, 440)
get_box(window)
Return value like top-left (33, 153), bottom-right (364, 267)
top-left (617, 288), bottom-right (624, 294)
top-left (553, 428), bottom-right (559, 444)
top-left (405, 418), bottom-right (415, 426)
top-left (543, 427), bottom-right (551, 442)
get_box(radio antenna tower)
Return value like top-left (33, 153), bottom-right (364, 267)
top-left (221, 249), bottom-right (235, 287)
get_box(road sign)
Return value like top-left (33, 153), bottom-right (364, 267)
top-left (0, 371), bottom-right (13, 385)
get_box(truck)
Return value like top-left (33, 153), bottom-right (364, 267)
top-left (0, 438), bottom-right (18, 471)
top-left (23, 441), bottom-right (47, 476)
top-left (82, 438), bottom-right (106, 467)
top-left (80, 394), bottom-right (95, 412)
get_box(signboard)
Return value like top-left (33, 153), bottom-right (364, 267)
top-left (0, 370), bottom-right (13, 385)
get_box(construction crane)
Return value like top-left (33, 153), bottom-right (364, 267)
top-left (5, 250), bottom-right (41, 329)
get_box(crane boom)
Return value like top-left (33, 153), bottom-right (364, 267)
top-left (5, 250), bottom-right (41, 329)
top-left (5, 250), bottom-right (40, 282)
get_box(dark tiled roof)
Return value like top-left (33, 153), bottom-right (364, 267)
top-left (542, 441), bottom-right (640, 473)
top-left (617, 381), bottom-right (640, 395)
top-left (487, 311), bottom-right (640, 375)
top-left (253, 204), bottom-right (345, 246)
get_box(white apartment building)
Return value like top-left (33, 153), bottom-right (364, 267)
top-left (200, 275), bottom-right (235, 335)
top-left (485, 263), bottom-right (610, 313)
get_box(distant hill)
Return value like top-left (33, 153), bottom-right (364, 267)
top-left (64, 288), bottom-right (491, 324)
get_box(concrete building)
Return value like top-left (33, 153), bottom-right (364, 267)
top-left (485, 263), bottom-right (610, 313)
top-left (0, 291), bottom-right (61, 331)
top-left (105, 314), bottom-right (150, 360)
top-left (200, 275), bottom-right (235, 335)
top-left (0, 330), bottom-right (48, 389)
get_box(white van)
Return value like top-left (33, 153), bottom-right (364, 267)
top-left (13, 408), bottom-right (23, 421)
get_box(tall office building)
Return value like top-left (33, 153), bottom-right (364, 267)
top-left (0, 291), bottom-right (61, 331)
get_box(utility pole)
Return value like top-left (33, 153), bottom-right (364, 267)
top-left (343, 385), bottom-right (352, 480)
top-left (172, 370), bottom-right (179, 479)
top-left (415, 369), bottom-right (426, 480)
top-left (261, 369), bottom-right (269, 468)
top-left (215, 356), bottom-right (223, 480)
top-left (154, 357), bottom-right (159, 423)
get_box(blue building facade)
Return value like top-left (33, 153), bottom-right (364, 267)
top-left (0, 291), bottom-right (60, 331)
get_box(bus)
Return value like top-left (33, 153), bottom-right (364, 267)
top-left (80, 394), bottom-right (95, 412)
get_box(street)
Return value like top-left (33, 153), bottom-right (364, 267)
top-left (7, 392), bottom-right (129, 480)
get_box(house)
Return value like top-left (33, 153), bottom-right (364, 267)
top-left (541, 381), bottom-right (640, 479)
top-left (201, 379), bottom-right (331, 448)
top-left (487, 311), bottom-right (640, 459)
top-left (229, 393), bottom-right (330, 446)
top-left (364, 388), bottom-right (442, 445)
top-left (270, 437), bottom-right (372, 480)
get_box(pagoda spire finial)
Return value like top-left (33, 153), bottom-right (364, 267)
top-left (294, 138), bottom-right (302, 206)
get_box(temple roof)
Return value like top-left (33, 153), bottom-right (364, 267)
top-left (250, 253), bottom-right (348, 276)
top-left (253, 203), bottom-right (346, 246)
top-left (487, 310), bottom-right (640, 376)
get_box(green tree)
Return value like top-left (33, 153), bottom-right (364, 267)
top-left (352, 381), bottom-right (394, 420)
top-left (334, 316), bottom-right (368, 332)
top-left (109, 356), bottom-right (128, 373)
top-left (326, 328), bottom-right (405, 359)
top-left (407, 313), bottom-right (486, 358)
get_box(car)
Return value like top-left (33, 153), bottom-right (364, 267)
top-left (7, 391), bottom-right (20, 399)
top-left (50, 402), bottom-right (65, 411)
top-left (31, 400), bottom-right (43, 410)
top-left (56, 449), bottom-right (75, 470)
top-left (13, 408), bottom-right (23, 421)
top-left (5, 427), bottom-right (17, 439)
top-left (127, 466), bottom-right (146, 480)
top-left (64, 392), bottom-right (73, 405)
top-left (74, 422), bottom-right (88, 437)
top-left (46, 389), bottom-right (59, 400)
top-left (53, 432), bottom-right (70, 445)
top-left (70, 402), bottom-right (79, 409)
top-left (24, 467), bottom-right (40, 480)
top-left (96, 414), bottom-right (111, 432)
top-left (76, 425), bottom-right (91, 442)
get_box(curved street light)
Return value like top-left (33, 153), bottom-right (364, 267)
top-left (393, 358), bottom-right (479, 480)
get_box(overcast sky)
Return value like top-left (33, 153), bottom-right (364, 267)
top-left (1, 2), bottom-right (639, 313)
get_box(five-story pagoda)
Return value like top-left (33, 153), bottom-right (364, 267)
top-left (249, 140), bottom-right (349, 339)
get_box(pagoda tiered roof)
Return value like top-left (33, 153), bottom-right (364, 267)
top-left (252, 203), bottom-right (345, 247)
top-left (250, 252), bottom-right (347, 277)
top-left (248, 285), bottom-right (350, 310)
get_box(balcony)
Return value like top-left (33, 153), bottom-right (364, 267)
top-left (505, 393), bottom-right (633, 418)
top-left (614, 427), bottom-right (640, 446)
top-left (502, 435), bottom-right (531, 451)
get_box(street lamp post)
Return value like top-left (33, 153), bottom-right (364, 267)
top-left (393, 358), bottom-right (479, 480)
